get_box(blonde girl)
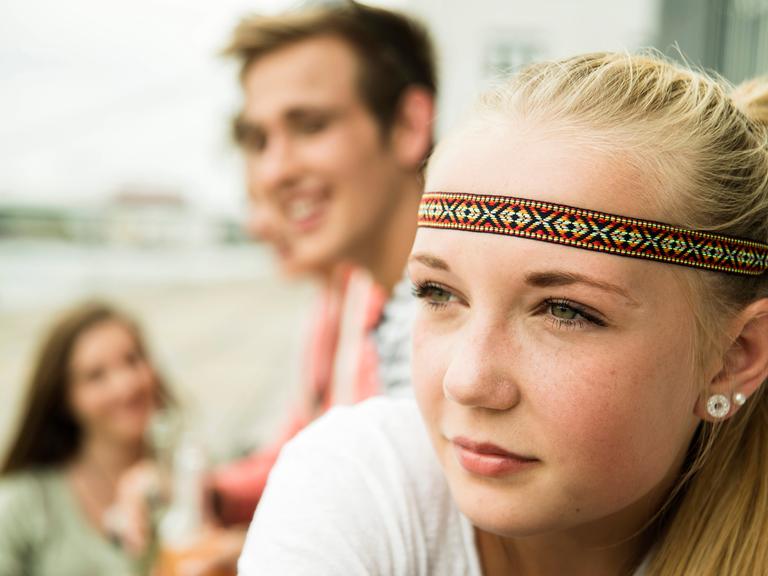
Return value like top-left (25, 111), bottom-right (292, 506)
top-left (238, 52), bottom-right (768, 576)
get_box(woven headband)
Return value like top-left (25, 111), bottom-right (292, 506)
top-left (418, 192), bottom-right (768, 276)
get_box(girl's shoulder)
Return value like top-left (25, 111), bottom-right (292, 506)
top-left (0, 468), bottom-right (60, 508)
top-left (0, 468), bottom-right (63, 530)
top-left (286, 396), bottom-right (439, 482)
top-left (0, 469), bottom-right (63, 570)
top-left (294, 396), bottom-right (425, 442)
top-left (240, 396), bottom-right (481, 576)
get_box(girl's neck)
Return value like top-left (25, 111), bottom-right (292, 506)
top-left (71, 434), bottom-right (146, 480)
top-left (66, 435), bottom-right (147, 534)
top-left (477, 527), bottom-right (652, 576)
top-left (476, 437), bottom-right (687, 576)
top-left (476, 483), bottom-right (668, 576)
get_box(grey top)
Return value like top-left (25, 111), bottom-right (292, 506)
top-left (373, 274), bottom-right (417, 396)
top-left (0, 469), bottom-right (139, 576)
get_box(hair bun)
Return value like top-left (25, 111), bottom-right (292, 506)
top-left (731, 76), bottom-right (768, 130)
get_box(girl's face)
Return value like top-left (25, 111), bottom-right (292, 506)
top-left (409, 124), bottom-right (702, 540)
top-left (68, 319), bottom-right (158, 447)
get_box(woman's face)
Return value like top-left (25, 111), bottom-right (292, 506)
top-left (68, 319), bottom-right (158, 446)
top-left (409, 123), bottom-right (702, 540)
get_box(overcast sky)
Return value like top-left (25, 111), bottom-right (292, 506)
top-left (0, 0), bottom-right (653, 216)
top-left (0, 0), bottom-right (316, 215)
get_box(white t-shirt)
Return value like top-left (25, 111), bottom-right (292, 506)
top-left (238, 396), bottom-right (482, 576)
top-left (238, 397), bottom-right (650, 576)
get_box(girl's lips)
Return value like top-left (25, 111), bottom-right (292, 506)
top-left (451, 436), bottom-right (539, 477)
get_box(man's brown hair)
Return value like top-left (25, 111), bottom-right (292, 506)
top-left (224, 1), bottom-right (437, 132)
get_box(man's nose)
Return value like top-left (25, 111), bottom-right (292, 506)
top-left (250, 135), bottom-right (300, 192)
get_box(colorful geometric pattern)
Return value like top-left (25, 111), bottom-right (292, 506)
top-left (418, 192), bottom-right (768, 276)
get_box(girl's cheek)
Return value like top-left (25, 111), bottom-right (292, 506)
top-left (412, 325), bottom-right (449, 413)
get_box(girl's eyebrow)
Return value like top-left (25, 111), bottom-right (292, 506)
top-left (524, 270), bottom-right (639, 306)
top-left (409, 252), bottom-right (450, 271)
top-left (409, 254), bottom-right (640, 306)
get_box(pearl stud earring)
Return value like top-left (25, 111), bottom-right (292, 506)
top-left (706, 394), bottom-right (731, 419)
top-left (733, 392), bottom-right (747, 406)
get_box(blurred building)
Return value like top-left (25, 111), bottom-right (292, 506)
top-left (0, 188), bottom-right (249, 247)
top-left (0, 202), bottom-right (100, 241)
top-left (106, 187), bottom-right (210, 247)
top-left (658, 0), bottom-right (768, 83)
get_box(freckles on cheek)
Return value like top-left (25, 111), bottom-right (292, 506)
top-left (411, 322), bottom-right (450, 420)
top-left (411, 324), bottom-right (436, 393)
top-left (546, 377), bottom-right (686, 511)
top-left (541, 407), bottom-right (647, 510)
top-left (537, 366), bottom-right (650, 473)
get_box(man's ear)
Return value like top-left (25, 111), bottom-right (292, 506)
top-left (389, 86), bottom-right (434, 170)
top-left (695, 298), bottom-right (768, 421)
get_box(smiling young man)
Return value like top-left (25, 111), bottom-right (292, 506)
top-left (232, 3), bottom-right (436, 286)
top-left (212, 1), bottom-right (437, 525)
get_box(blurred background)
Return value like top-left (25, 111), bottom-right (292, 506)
top-left (2, 0), bottom-right (767, 463)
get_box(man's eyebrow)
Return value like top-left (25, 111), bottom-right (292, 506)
top-left (524, 270), bottom-right (639, 305)
top-left (283, 107), bottom-right (344, 128)
top-left (284, 107), bottom-right (330, 118)
top-left (409, 252), bottom-right (451, 271)
top-left (236, 105), bottom-right (340, 127)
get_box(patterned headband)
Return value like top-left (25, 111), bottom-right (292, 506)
top-left (418, 192), bottom-right (768, 276)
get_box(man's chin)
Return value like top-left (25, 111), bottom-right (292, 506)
top-left (267, 231), bottom-right (348, 278)
top-left (277, 255), bottom-right (333, 280)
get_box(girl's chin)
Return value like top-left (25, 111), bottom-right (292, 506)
top-left (105, 419), bottom-right (152, 444)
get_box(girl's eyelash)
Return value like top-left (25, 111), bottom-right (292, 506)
top-left (411, 283), bottom-right (606, 328)
top-left (411, 281), bottom-right (453, 309)
top-left (543, 298), bottom-right (607, 328)
top-left (411, 280), bottom-right (435, 298)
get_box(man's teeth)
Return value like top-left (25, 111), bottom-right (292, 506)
top-left (288, 198), bottom-right (319, 221)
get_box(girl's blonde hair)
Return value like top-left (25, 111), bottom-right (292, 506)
top-left (469, 53), bottom-right (768, 575)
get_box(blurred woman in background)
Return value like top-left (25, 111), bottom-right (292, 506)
top-left (0, 301), bottom-right (169, 576)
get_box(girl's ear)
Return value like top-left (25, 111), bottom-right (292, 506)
top-left (695, 298), bottom-right (768, 421)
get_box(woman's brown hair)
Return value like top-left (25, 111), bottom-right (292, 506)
top-left (1, 301), bottom-right (169, 474)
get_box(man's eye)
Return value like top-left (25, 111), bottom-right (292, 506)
top-left (241, 131), bottom-right (267, 152)
top-left (296, 117), bottom-right (329, 134)
top-left (233, 119), bottom-right (267, 152)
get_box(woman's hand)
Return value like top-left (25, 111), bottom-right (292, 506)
top-left (104, 459), bottom-right (165, 556)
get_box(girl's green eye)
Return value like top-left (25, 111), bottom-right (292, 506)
top-left (543, 299), bottom-right (607, 328)
top-left (411, 282), bottom-right (456, 309)
top-left (427, 287), bottom-right (452, 303)
top-left (550, 303), bottom-right (579, 320)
